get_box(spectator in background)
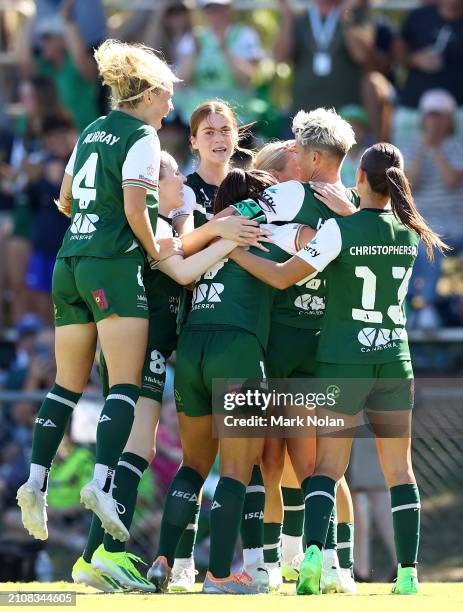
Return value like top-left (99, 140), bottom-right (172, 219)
top-left (17, 1), bottom-right (100, 132)
top-left (404, 89), bottom-right (463, 328)
top-left (34, 0), bottom-right (107, 48)
top-left (6, 77), bottom-right (67, 324)
top-left (397, 0), bottom-right (463, 109)
top-left (175, 0), bottom-right (263, 125)
top-left (113, 0), bottom-right (194, 128)
top-left (361, 0), bottom-right (397, 141)
top-left (340, 105), bottom-right (371, 187)
top-left (25, 115), bottom-right (75, 324)
top-left (2, 314), bottom-right (44, 393)
top-left (4, 327), bottom-right (56, 419)
top-left (114, 0), bottom-right (193, 69)
top-left (274, 0), bottom-right (375, 125)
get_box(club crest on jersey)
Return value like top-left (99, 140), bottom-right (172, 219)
top-left (92, 289), bottom-right (109, 310)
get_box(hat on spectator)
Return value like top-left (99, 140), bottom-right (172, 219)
top-left (340, 105), bottom-right (369, 127)
top-left (16, 314), bottom-right (44, 338)
top-left (36, 14), bottom-right (66, 38)
top-left (419, 89), bottom-right (457, 116)
top-left (198, 0), bottom-right (231, 8)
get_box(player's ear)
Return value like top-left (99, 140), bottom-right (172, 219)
top-left (190, 134), bottom-right (198, 151)
top-left (357, 167), bottom-right (366, 184)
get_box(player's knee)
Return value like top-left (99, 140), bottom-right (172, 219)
top-left (313, 464), bottom-right (345, 482)
top-left (182, 455), bottom-right (214, 480)
top-left (382, 465), bottom-right (415, 488)
top-left (221, 462), bottom-right (253, 485)
top-left (262, 455), bottom-right (284, 486)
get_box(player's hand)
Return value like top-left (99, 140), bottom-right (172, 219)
top-left (60, 0), bottom-right (76, 22)
top-left (310, 182), bottom-right (357, 216)
top-left (212, 215), bottom-right (272, 246)
top-left (153, 237), bottom-right (184, 263)
top-left (411, 48), bottom-right (442, 73)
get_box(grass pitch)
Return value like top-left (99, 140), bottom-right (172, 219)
top-left (1, 582), bottom-right (463, 611)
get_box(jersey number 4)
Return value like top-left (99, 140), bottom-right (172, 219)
top-left (73, 152), bottom-right (98, 210)
top-left (353, 265), bottom-right (412, 325)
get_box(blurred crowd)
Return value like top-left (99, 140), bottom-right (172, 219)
top-left (0, 0), bottom-right (462, 582)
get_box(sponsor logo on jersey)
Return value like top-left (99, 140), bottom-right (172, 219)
top-left (256, 189), bottom-right (277, 214)
top-left (294, 293), bottom-right (325, 312)
top-left (191, 283), bottom-right (224, 308)
top-left (211, 500), bottom-right (222, 510)
top-left (35, 418), bottom-right (56, 427)
top-left (358, 327), bottom-right (404, 351)
top-left (70, 213), bottom-right (99, 236)
top-left (146, 164), bottom-right (155, 177)
top-left (303, 244), bottom-right (320, 258)
top-left (92, 289), bottom-right (109, 310)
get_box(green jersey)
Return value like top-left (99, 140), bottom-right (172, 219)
top-left (186, 223), bottom-right (300, 347)
top-left (232, 180), bottom-right (358, 330)
top-left (145, 216), bottom-right (181, 353)
top-left (296, 209), bottom-right (419, 364)
top-left (171, 172), bottom-right (217, 229)
top-left (58, 110), bottom-right (160, 259)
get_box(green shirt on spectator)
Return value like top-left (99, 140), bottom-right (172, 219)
top-left (37, 53), bottom-right (99, 132)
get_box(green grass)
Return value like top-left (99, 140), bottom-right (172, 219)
top-left (1, 582), bottom-right (463, 611)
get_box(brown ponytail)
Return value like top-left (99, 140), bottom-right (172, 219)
top-left (213, 168), bottom-right (277, 214)
top-left (361, 143), bottom-right (449, 261)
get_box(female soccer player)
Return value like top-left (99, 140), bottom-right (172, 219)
top-left (148, 169), bottom-right (316, 594)
top-left (229, 142), bottom-right (447, 595)
top-left (16, 39), bottom-right (183, 543)
top-left (170, 100), bottom-right (255, 245)
top-left (166, 99), bottom-right (261, 591)
top-left (72, 151), bottom-right (262, 591)
top-left (254, 139), bottom-right (356, 593)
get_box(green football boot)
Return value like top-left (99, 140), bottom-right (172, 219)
top-left (391, 565), bottom-right (419, 595)
top-left (91, 544), bottom-right (156, 592)
top-left (296, 545), bottom-right (323, 595)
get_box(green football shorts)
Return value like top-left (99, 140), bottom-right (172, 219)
top-left (315, 360), bottom-right (414, 415)
top-left (53, 254), bottom-right (149, 325)
top-left (174, 327), bottom-right (267, 417)
top-left (267, 322), bottom-right (319, 378)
